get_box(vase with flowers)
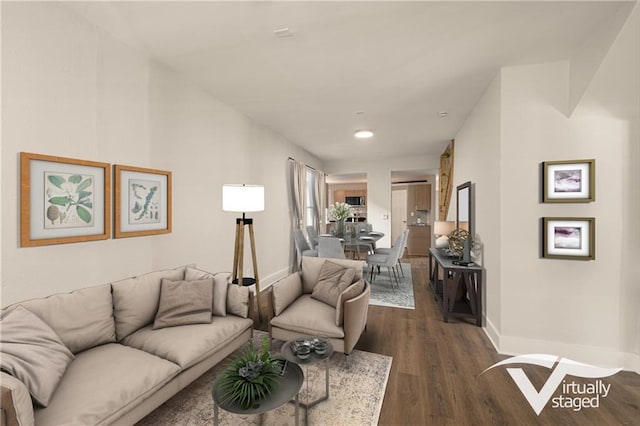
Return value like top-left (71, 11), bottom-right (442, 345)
top-left (330, 202), bottom-right (352, 238)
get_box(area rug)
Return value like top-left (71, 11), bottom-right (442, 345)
top-left (366, 263), bottom-right (415, 309)
top-left (136, 332), bottom-right (392, 426)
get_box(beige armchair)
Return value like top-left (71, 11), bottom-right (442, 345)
top-left (269, 257), bottom-right (370, 357)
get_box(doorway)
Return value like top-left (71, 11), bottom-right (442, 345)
top-left (391, 189), bottom-right (407, 243)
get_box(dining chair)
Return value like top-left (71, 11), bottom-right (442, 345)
top-left (377, 228), bottom-right (410, 277)
top-left (366, 233), bottom-right (405, 289)
top-left (293, 229), bottom-right (318, 259)
top-left (317, 237), bottom-right (347, 259)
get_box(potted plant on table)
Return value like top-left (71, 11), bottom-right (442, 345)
top-left (330, 202), bottom-right (352, 238)
top-left (217, 337), bottom-right (282, 409)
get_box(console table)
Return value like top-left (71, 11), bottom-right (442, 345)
top-left (428, 248), bottom-right (483, 326)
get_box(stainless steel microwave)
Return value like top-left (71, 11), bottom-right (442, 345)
top-left (345, 196), bottom-right (365, 206)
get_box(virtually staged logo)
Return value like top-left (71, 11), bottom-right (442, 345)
top-left (482, 354), bottom-right (621, 415)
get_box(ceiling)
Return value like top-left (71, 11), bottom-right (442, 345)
top-left (66, 1), bottom-right (634, 162)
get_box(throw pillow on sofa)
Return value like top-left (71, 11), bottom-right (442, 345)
top-left (184, 266), bottom-right (229, 317)
top-left (311, 260), bottom-right (357, 308)
top-left (153, 278), bottom-right (213, 329)
top-left (112, 267), bottom-right (185, 340)
top-left (0, 305), bottom-right (74, 407)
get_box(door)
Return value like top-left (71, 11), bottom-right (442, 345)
top-left (391, 189), bottom-right (408, 243)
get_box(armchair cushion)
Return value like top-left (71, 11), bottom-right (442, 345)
top-left (270, 295), bottom-right (344, 338)
top-left (153, 278), bottom-right (213, 329)
top-left (335, 278), bottom-right (366, 326)
top-left (0, 306), bottom-right (74, 407)
top-left (311, 261), bottom-right (356, 308)
top-left (272, 273), bottom-right (302, 316)
top-left (301, 257), bottom-right (365, 293)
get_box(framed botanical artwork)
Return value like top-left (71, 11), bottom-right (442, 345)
top-left (20, 152), bottom-right (111, 247)
top-left (542, 217), bottom-right (595, 260)
top-left (114, 164), bottom-right (172, 238)
top-left (542, 159), bottom-right (595, 203)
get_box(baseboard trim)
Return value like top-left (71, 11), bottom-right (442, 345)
top-left (483, 324), bottom-right (639, 373)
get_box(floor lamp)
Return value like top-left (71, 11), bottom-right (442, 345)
top-left (222, 184), bottom-right (264, 319)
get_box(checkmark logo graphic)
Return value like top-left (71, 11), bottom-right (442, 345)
top-left (482, 354), bottom-right (621, 415)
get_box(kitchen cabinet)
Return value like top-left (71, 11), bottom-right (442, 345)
top-left (407, 225), bottom-right (430, 255)
top-left (333, 189), bottom-right (366, 203)
top-left (415, 184), bottom-right (431, 211)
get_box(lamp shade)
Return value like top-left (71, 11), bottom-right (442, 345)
top-left (433, 221), bottom-right (455, 236)
top-left (222, 184), bottom-right (264, 212)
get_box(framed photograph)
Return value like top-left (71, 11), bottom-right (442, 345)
top-left (542, 159), bottom-right (595, 202)
top-left (542, 217), bottom-right (595, 260)
top-left (20, 152), bottom-right (111, 247)
top-left (114, 164), bottom-right (171, 238)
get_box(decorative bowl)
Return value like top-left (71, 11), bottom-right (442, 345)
top-left (296, 345), bottom-right (311, 360)
top-left (314, 341), bottom-right (328, 355)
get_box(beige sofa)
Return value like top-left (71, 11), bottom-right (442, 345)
top-left (0, 265), bottom-right (254, 426)
top-left (269, 257), bottom-right (370, 357)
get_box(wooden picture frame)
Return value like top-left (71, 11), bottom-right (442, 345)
top-left (114, 164), bottom-right (172, 238)
top-left (542, 159), bottom-right (595, 203)
top-left (20, 152), bottom-right (111, 247)
top-left (542, 217), bottom-right (595, 260)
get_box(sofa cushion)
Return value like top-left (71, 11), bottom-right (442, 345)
top-left (301, 257), bottom-right (364, 294)
top-left (335, 278), bottom-right (366, 326)
top-left (184, 267), bottom-right (229, 316)
top-left (272, 273), bottom-right (302, 316)
top-left (311, 261), bottom-right (356, 308)
top-left (0, 306), bottom-right (74, 407)
top-left (18, 284), bottom-right (116, 354)
top-left (122, 316), bottom-right (254, 369)
top-left (153, 278), bottom-right (213, 329)
top-left (34, 343), bottom-right (180, 426)
top-left (227, 284), bottom-right (250, 318)
top-left (269, 295), bottom-right (345, 338)
top-left (112, 267), bottom-right (185, 340)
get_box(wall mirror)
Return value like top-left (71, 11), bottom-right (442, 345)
top-left (456, 181), bottom-right (473, 236)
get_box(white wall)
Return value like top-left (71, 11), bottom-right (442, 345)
top-left (453, 5), bottom-right (639, 371)
top-left (1, 2), bottom-right (321, 306)
top-left (452, 74), bottom-right (502, 339)
top-left (325, 155), bottom-right (440, 247)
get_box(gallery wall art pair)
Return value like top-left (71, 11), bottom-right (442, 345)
top-left (20, 152), bottom-right (171, 247)
top-left (540, 159), bottom-right (595, 261)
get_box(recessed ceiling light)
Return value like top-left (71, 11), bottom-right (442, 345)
top-left (354, 129), bottom-right (374, 139)
top-left (438, 111), bottom-right (448, 118)
top-left (273, 28), bottom-right (294, 38)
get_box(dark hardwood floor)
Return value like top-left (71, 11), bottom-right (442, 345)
top-left (355, 256), bottom-right (640, 425)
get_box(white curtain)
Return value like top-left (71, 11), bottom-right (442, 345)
top-left (289, 158), bottom-right (306, 230)
top-left (313, 169), bottom-right (327, 233)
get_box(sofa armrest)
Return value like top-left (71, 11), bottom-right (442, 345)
top-left (271, 273), bottom-right (302, 316)
top-left (343, 280), bottom-right (371, 354)
top-left (1, 372), bottom-right (34, 426)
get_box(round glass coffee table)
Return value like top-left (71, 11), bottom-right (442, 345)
top-left (212, 362), bottom-right (304, 426)
top-left (281, 337), bottom-right (334, 423)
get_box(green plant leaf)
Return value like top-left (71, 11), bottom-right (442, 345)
top-left (68, 175), bottom-right (82, 184)
top-left (48, 196), bottom-right (71, 206)
top-left (47, 175), bottom-right (65, 189)
top-left (78, 191), bottom-right (92, 199)
top-left (76, 178), bottom-right (92, 193)
top-left (76, 205), bottom-right (92, 223)
top-left (78, 199), bottom-right (93, 208)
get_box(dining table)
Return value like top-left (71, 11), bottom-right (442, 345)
top-left (333, 230), bottom-right (385, 259)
